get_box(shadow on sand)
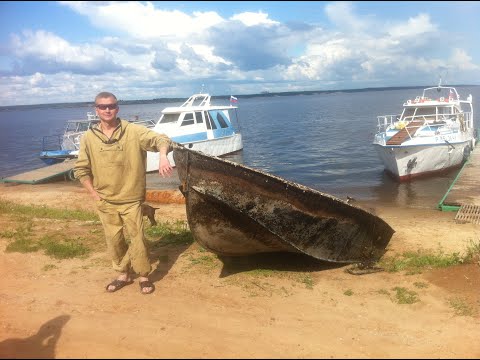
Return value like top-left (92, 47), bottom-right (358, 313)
top-left (0, 314), bottom-right (70, 359)
top-left (217, 252), bottom-right (345, 278)
top-left (147, 232), bottom-right (193, 284)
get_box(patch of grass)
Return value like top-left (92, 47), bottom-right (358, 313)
top-left (245, 268), bottom-right (278, 277)
top-left (0, 229), bottom-right (16, 238)
top-left (448, 297), bottom-right (476, 317)
top-left (379, 249), bottom-right (464, 273)
top-left (462, 239), bottom-right (480, 264)
top-left (42, 264), bottom-right (58, 271)
top-left (299, 274), bottom-right (314, 289)
top-left (2, 210), bottom-right (193, 262)
top-left (5, 237), bottom-right (40, 253)
top-left (146, 220), bottom-right (193, 247)
top-left (39, 235), bottom-right (90, 259)
top-left (379, 240), bottom-right (480, 274)
top-left (0, 200), bottom-right (98, 221)
top-left (4, 222), bottom-right (38, 253)
top-left (343, 289), bottom-right (354, 296)
top-left (413, 281), bottom-right (428, 289)
top-left (188, 254), bottom-right (217, 267)
top-left (377, 289), bottom-right (390, 296)
top-left (392, 286), bottom-right (419, 304)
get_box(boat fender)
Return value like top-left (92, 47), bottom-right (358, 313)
top-left (463, 145), bottom-right (471, 162)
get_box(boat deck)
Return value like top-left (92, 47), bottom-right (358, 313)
top-left (439, 145), bottom-right (480, 223)
top-left (386, 121), bottom-right (424, 145)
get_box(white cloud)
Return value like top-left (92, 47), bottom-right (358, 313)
top-left (450, 48), bottom-right (479, 71)
top-left (388, 13), bottom-right (437, 38)
top-left (285, 39), bottom-right (353, 80)
top-left (230, 11), bottom-right (279, 27)
top-left (325, 1), bottom-right (368, 32)
top-left (28, 72), bottom-right (49, 87)
top-left (9, 30), bottom-right (126, 75)
top-left (61, 1), bottom-right (224, 40)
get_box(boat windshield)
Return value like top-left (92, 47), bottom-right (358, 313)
top-left (403, 106), bottom-right (455, 122)
top-left (214, 111), bottom-right (229, 128)
top-left (181, 113), bottom-right (195, 126)
top-left (159, 113), bottom-right (178, 124)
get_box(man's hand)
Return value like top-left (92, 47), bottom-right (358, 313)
top-left (159, 153), bottom-right (173, 177)
top-left (80, 177), bottom-right (102, 201)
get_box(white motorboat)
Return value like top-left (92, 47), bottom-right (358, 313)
top-left (40, 112), bottom-right (155, 165)
top-left (373, 82), bottom-right (476, 181)
top-left (146, 93), bottom-right (243, 171)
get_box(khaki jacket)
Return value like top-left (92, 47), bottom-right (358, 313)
top-left (74, 119), bottom-right (172, 203)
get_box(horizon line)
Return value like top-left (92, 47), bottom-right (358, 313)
top-left (1, 83), bottom-right (478, 109)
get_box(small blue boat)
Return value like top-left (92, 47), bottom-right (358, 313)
top-left (39, 112), bottom-right (155, 165)
top-left (39, 112), bottom-right (100, 165)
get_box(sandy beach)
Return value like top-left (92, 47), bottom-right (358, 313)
top-left (0, 180), bottom-right (479, 358)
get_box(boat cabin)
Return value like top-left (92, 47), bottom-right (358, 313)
top-left (155, 94), bottom-right (240, 141)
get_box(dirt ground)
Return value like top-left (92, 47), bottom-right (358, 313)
top-left (0, 181), bottom-right (479, 359)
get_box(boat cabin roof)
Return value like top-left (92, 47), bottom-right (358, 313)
top-left (161, 93), bottom-right (237, 114)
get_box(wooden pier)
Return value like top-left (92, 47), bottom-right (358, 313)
top-left (1, 162), bottom-right (184, 203)
top-left (0, 160), bottom-right (76, 184)
top-left (439, 146), bottom-right (480, 224)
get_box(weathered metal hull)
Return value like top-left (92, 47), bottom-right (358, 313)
top-left (173, 145), bottom-right (394, 263)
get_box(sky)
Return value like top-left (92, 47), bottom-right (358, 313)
top-left (1, 1), bottom-right (479, 106)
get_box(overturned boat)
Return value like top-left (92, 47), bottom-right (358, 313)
top-left (173, 145), bottom-right (394, 264)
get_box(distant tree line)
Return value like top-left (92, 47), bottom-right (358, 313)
top-left (1, 84), bottom-right (475, 110)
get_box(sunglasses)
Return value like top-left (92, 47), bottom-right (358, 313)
top-left (95, 103), bottom-right (118, 110)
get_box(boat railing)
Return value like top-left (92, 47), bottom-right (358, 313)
top-left (42, 134), bottom-right (63, 152)
top-left (180, 94), bottom-right (211, 108)
top-left (130, 118), bottom-right (156, 128)
top-left (401, 111), bottom-right (473, 139)
top-left (376, 114), bottom-right (400, 132)
top-left (62, 131), bottom-right (84, 151)
top-left (404, 111), bottom-right (472, 126)
top-left (462, 111), bottom-right (474, 130)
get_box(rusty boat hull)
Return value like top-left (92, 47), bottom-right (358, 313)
top-left (173, 145), bottom-right (394, 263)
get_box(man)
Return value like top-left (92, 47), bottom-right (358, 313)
top-left (74, 92), bottom-right (173, 295)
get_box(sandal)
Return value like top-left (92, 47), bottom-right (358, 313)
top-left (139, 280), bottom-right (155, 295)
top-left (105, 279), bottom-right (133, 293)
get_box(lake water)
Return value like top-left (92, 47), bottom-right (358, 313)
top-left (1, 86), bottom-right (479, 209)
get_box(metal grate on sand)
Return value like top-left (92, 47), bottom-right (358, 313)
top-left (455, 204), bottom-right (480, 225)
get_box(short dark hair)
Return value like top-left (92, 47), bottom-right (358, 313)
top-left (95, 92), bottom-right (117, 104)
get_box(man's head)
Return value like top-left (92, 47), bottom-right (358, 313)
top-left (94, 92), bottom-right (119, 122)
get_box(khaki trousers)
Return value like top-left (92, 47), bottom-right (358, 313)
top-left (96, 200), bottom-right (151, 276)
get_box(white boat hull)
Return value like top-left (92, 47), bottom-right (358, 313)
top-left (374, 139), bottom-right (474, 181)
top-left (146, 133), bottom-right (243, 172)
top-left (373, 83), bottom-right (475, 182)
